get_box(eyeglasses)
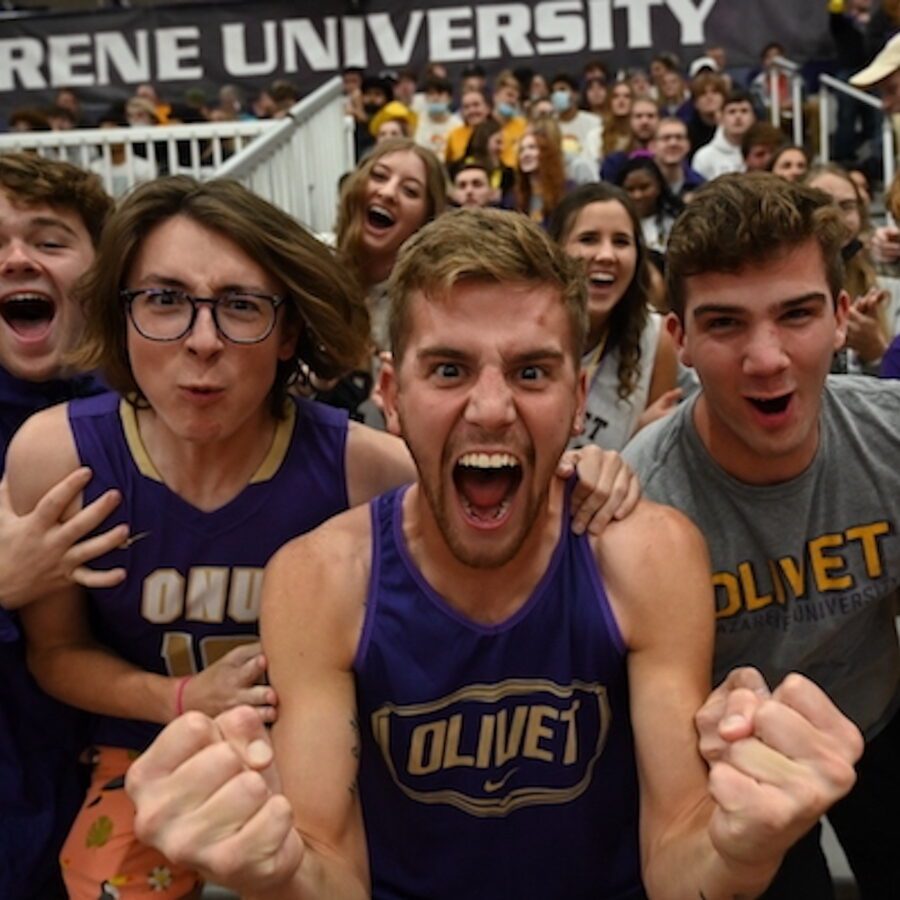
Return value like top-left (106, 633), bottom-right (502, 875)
top-left (121, 288), bottom-right (285, 344)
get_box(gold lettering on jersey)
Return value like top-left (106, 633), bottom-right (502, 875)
top-left (372, 679), bottom-right (609, 817)
top-left (142, 569), bottom-right (185, 624)
top-left (713, 521), bottom-right (894, 619)
top-left (186, 567), bottom-right (229, 622)
top-left (140, 566), bottom-right (265, 624)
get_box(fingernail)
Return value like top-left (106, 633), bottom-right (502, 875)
top-left (246, 739), bottom-right (271, 767)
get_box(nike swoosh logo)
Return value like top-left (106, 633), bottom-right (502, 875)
top-left (483, 768), bottom-right (518, 793)
top-left (119, 530), bottom-right (151, 549)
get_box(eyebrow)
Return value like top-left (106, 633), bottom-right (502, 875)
top-left (416, 345), bottom-right (566, 365)
top-left (692, 291), bottom-right (828, 319)
top-left (28, 215), bottom-right (80, 237)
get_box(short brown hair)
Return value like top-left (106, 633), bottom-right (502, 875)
top-left (73, 176), bottom-right (369, 414)
top-left (388, 207), bottom-right (586, 363)
top-left (0, 152), bottom-right (112, 245)
top-left (666, 173), bottom-right (846, 319)
top-left (690, 71), bottom-right (728, 101)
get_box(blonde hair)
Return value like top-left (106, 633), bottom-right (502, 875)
top-left (388, 207), bottom-right (586, 362)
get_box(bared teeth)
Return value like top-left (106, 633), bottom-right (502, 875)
top-left (457, 452), bottom-right (519, 469)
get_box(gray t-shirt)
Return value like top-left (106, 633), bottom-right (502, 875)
top-left (624, 376), bottom-right (900, 738)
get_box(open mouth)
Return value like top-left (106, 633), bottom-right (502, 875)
top-left (453, 452), bottom-right (522, 524)
top-left (747, 393), bottom-right (792, 415)
top-left (367, 205), bottom-right (396, 230)
top-left (0, 294), bottom-right (56, 338)
top-left (588, 272), bottom-right (615, 288)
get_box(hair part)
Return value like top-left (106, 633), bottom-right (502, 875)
top-left (388, 207), bottom-right (587, 364)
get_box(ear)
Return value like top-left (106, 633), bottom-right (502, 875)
top-left (833, 290), bottom-right (851, 351)
top-left (665, 311), bottom-right (691, 367)
top-left (379, 354), bottom-right (402, 436)
top-left (571, 367), bottom-right (588, 436)
top-left (277, 318), bottom-right (301, 362)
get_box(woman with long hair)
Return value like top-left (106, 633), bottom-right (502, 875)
top-left (600, 80), bottom-right (634, 157)
top-left (464, 118), bottom-right (513, 198)
top-left (510, 117), bottom-right (569, 227)
top-left (549, 182), bottom-right (680, 449)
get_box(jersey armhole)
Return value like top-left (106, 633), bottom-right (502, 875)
top-left (353, 498), bottom-right (382, 672)
top-left (577, 537), bottom-right (628, 658)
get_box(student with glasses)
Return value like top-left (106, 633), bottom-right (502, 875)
top-left (5, 176), bottom-right (638, 899)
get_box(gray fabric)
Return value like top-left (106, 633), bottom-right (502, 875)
top-left (624, 375), bottom-right (900, 738)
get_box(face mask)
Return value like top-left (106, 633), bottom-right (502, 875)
top-left (364, 102), bottom-right (382, 117)
top-left (428, 101), bottom-right (449, 117)
top-left (497, 101), bottom-right (517, 119)
top-left (551, 90), bottom-right (571, 113)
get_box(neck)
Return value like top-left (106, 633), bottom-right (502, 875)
top-left (361, 251), bottom-right (395, 288)
top-left (401, 481), bottom-right (564, 625)
top-left (658, 159), bottom-right (681, 180)
top-left (135, 404), bottom-right (278, 511)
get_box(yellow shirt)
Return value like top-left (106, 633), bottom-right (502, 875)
top-left (500, 116), bottom-right (527, 169)
top-left (445, 124), bottom-right (473, 164)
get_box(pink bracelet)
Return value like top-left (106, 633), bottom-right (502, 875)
top-left (174, 675), bottom-right (193, 717)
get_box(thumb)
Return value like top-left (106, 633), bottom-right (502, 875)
top-left (658, 387), bottom-right (682, 409)
top-left (216, 706), bottom-right (282, 793)
top-left (219, 640), bottom-right (264, 667)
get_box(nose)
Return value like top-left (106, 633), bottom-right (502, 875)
top-left (593, 237), bottom-right (615, 262)
top-left (742, 323), bottom-right (789, 376)
top-left (464, 366), bottom-right (516, 431)
top-left (184, 304), bottom-right (224, 356)
top-left (1, 239), bottom-right (39, 275)
top-left (376, 175), bottom-right (399, 201)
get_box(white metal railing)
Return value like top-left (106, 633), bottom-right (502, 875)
top-left (0, 76), bottom-right (354, 233)
top-left (818, 72), bottom-right (895, 189)
top-left (768, 55), bottom-right (805, 147)
top-left (217, 77), bottom-right (355, 233)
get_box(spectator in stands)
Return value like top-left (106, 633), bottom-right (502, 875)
top-left (270, 79), bottom-right (302, 118)
top-left (526, 72), bottom-right (551, 112)
top-left (850, 30), bottom-right (900, 113)
top-left (830, 0), bottom-right (879, 166)
top-left (465, 118), bottom-right (514, 198)
top-left (508, 118), bottom-right (569, 227)
top-left (770, 144), bottom-right (810, 181)
top-left (460, 63), bottom-right (488, 97)
top-left (445, 89), bottom-right (491, 166)
top-left (218, 84), bottom-right (255, 121)
top-left (685, 71), bottom-right (728, 153)
top-left (342, 66), bottom-right (364, 97)
top-left (134, 82), bottom-right (170, 125)
top-left (657, 62), bottom-right (692, 119)
top-left (598, 80), bottom-right (634, 158)
top-left (549, 182), bottom-right (680, 450)
top-left (627, 67), bottom-right (654, 99)
top-left (806, 163), bottom-right (894, 373)
top-left (125, 97), bottom-right (158, 128)
top-left (370, 102), bottom-right (415, 143)
top-left (352, 75), bottom-right (392, 158)
top-left (8, 108), bottom-right (51, 132)
top-left (582, 61), bottom-right (610, 117)
top-left (691, 89), bottom-right (756, 180)
top-left (46, 106), bottom-right (77, 132)
top-left (336, 139), bottom-right (446, 354)
top-left (90, 106), bottom-right (157, 199)
top-left (749, 41), bottom-right (794, 121)
top-left (600, 97), bottom-right (660, 182)
top-left (741, 120), bottom-right (786, 172)
top-left (652, 117), bottom-right (705, 200)
top-left (54, 88), bottom-right (85, 127)
top-left (550, 72), bottom-right (600, 165)
top-left (393, 69), bottom-right (419, 110)
top-left (250, 88), bottom-right (275, 119)
top-left (414, 76), bottom-right (460, 160)
top-left (451, 156), bottom-right (497, 208)
top-left (649, 52), bottom-right (680, 98)
top-left (492, 69), bottom-right (528, 168)
top-left (616, 156), bottom-right (684, 255)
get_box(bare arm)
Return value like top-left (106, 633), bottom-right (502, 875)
top-left (599, 502), bottom-right (860, 899)
top-left (130, 509), bottom-right (374, 899)
top-left (10, 406), bottom-right (274, 725)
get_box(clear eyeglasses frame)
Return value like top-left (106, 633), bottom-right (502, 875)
top-left (120, 288), bottom-right (286, 344)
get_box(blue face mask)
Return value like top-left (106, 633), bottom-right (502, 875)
top-left (551, 89), bottom-right (571, 113)
top-left (497, 101), bottom-right (517, 119)
top-left (428, 100), bottom-right (449, 117)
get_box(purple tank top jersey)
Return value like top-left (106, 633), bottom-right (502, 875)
top-left (355, 486), bottom-right (646, 900)
top-left (68, 392), bottom-right (350, 750)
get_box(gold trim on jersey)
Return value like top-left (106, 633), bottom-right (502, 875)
top-left (119, 397), bottom-right (296, 484)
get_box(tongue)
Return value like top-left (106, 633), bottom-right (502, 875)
top-left (6, 316), bottom-right (52, 338)
top-left (456, 467), bottom-right (515, 511)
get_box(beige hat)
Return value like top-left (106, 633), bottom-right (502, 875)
top-left (850, 33), bottom-right (900, 87)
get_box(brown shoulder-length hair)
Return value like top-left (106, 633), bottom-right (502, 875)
top-left (514, 117), bottom-right (567, 223)
top-left (335, 138), bottom-right (447, 288)
top-left (549, 183), bottom-right (652, 401)
top-left (72, 175), bottom-right (370, 415)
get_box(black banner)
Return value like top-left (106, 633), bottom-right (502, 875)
top-left (0, 1), bottom-right (835, 117)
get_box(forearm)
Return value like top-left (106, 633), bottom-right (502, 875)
top-left (244, 838), bottom-right (369, 900)
top-left (27, 640), bottom-right (177, 724)
top-left (644, 801), bottom-right (777, 900)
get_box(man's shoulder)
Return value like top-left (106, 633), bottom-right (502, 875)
top-left (622, 400), bottom-right (691, 483)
